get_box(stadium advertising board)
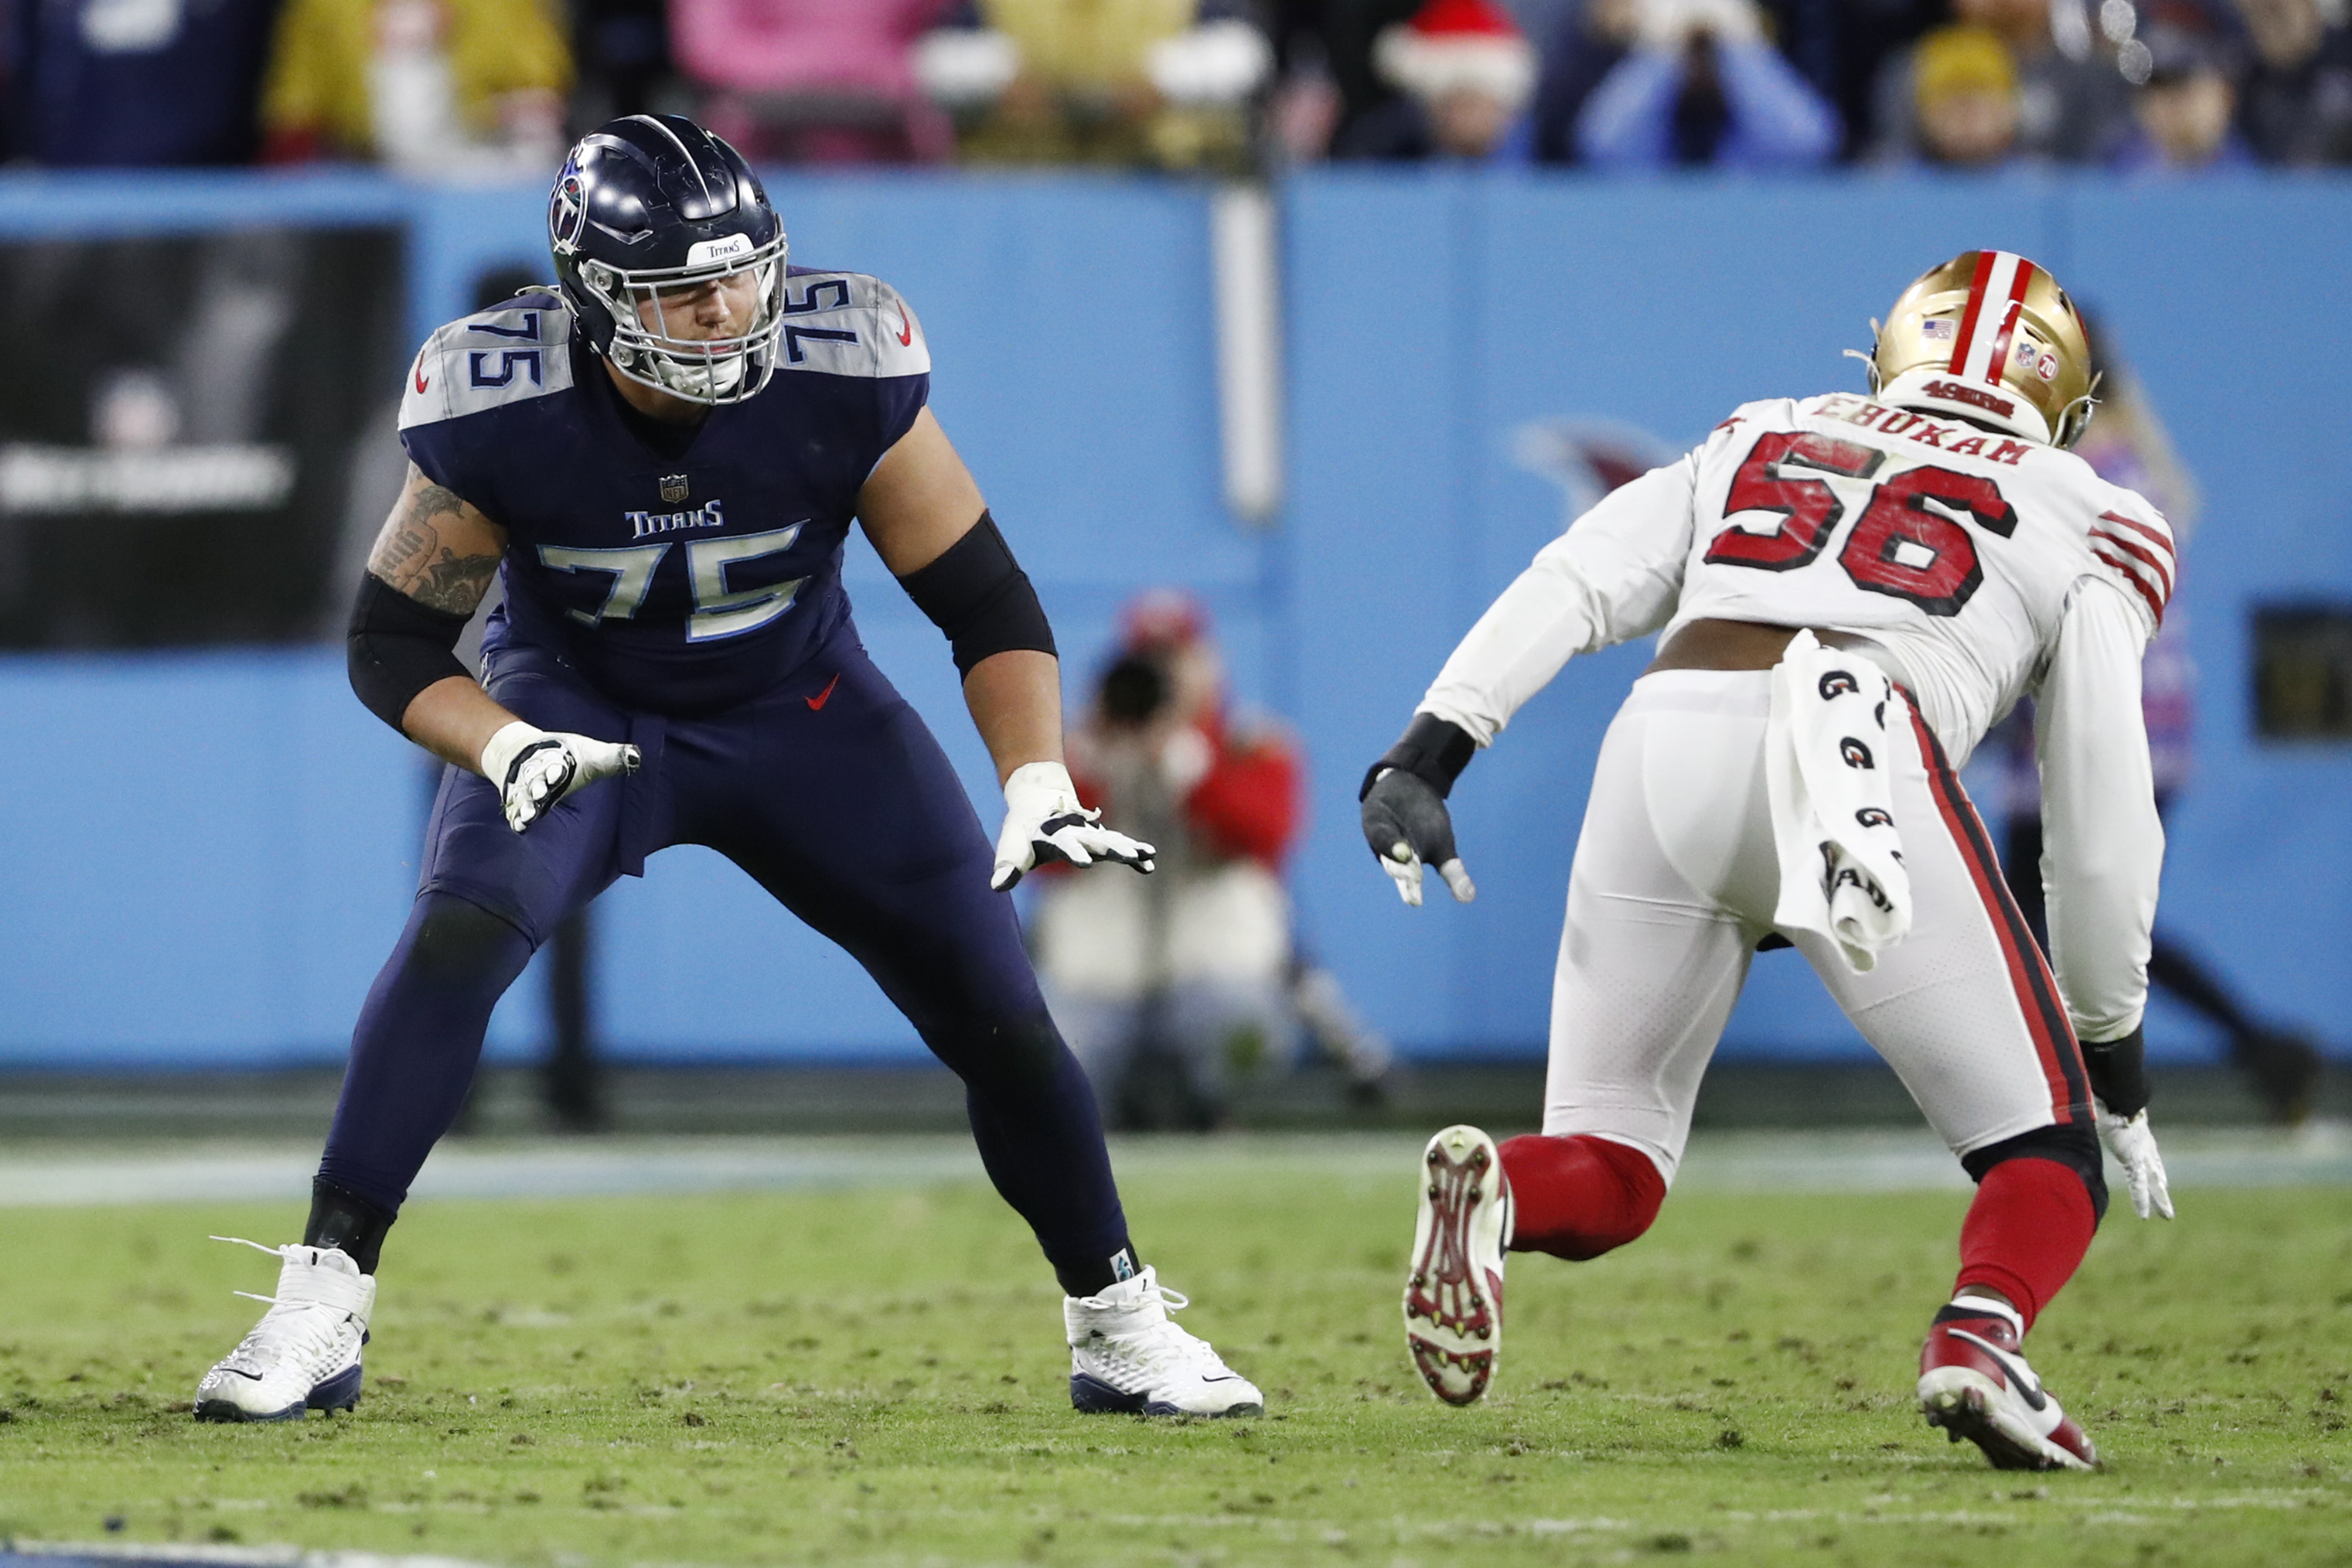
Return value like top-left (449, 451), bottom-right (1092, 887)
top-left (0, 226), bottom-right (403, 649)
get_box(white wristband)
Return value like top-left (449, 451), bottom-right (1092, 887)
top-left (479, 720), bottom-right (546, 786)
top-left (1003, 759), bottom-right (1080, 810)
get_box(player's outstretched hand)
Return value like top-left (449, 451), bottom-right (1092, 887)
top-left (2096, 1102), bottom-right (2175, 1220)
top-left (1360, 767), bottom-right (1474, 907)
top-left (481, 720), bottom-right (641, 835)
top-left (992, 760), bottom-right (1156, 892)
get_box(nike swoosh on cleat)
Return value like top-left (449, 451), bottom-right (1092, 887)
top-left (806, 673), bottom-right (841, 711)
top-left (897, 306), bottom-right (913, 347)
top-left (1948, 1328), bottom-right (2047, 1410)
top-left (414, 362), bottom-right (430, 393)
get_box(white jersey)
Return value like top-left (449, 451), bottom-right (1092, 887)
top-left (1417, 391), bottom-right (2173, 1044)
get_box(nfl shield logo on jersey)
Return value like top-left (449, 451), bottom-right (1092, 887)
top-left (660, 474), bottom-right (689, 504)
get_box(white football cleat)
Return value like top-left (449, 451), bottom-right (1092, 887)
top-left (1066, 1266), bottom-right (1263, 1417)
top-left (1918, 1295), bottom-right (2098, 1471)
top-left (1404, 1123), bottom-right (1511, 1406)
top-left (193, 1238), bottom-right (375, 1423)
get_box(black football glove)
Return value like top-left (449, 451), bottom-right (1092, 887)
top-left (1360, 714), bottom-right (1479, 907)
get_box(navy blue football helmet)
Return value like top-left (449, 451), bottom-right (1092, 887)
top-left (549, 114), bottom-right (788, 405)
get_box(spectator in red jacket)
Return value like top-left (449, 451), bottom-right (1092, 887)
top-left (1032, 591), bottom-right (1307, 1126)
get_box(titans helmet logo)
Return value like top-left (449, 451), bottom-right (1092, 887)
top-left (550, 166), bottom-right (590, 254)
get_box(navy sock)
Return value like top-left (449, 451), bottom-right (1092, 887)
top-left (1054, 1244), bottom-right (1144, 1299)
top-left (316, 893), bottom-right (535, 1225)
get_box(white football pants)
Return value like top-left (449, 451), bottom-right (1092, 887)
top-left (1545, 669), bottom-right (2091, 1182)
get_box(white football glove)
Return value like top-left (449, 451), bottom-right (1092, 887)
top-left (480, 720), bottom-right (640, 835)
top-left (2096, 1101), bottom-right (2174, 1220)
top-left (990, 760), bottom-right (1155, 891)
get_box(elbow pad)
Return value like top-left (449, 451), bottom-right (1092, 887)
top-left (894, 510), bottom-right (1056, 678)
top-left (347, 571), bottom-right (471, 733)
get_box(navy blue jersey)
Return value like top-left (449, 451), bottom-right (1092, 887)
top-left (398, 270), bottom-right (929, 714)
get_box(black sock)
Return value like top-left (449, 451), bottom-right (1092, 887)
top-left (304, 1178), bottom-right (396, 1274)
top-left (1056, 1243), bottom-right (1143, 1298)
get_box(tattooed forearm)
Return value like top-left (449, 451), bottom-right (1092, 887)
top-left (367, 465), bottom-right (506, 615)
top-left (415, 550), bottom-right (501, 612)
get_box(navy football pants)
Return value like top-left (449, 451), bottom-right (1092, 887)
top-left (318, 628), bottom-right (1131, 1277)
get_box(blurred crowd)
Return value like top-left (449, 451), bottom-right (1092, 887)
top-left (5, 0), bottom-right (2348, 174)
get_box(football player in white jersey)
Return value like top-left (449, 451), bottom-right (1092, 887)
top-left (1366, 251), bottom-right (2176, 1472)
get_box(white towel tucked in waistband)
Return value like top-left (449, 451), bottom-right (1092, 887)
top-left (1764, 631), bottom-right (1913, 972)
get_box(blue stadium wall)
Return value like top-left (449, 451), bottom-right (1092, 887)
top-left (1, 168), bottom-right (2345, 1068)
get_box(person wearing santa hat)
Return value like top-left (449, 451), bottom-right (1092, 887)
top-left (1336, 0), bottom-right (1538, 160)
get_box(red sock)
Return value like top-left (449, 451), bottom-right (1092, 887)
top-left (1496, 1133), bottom-right (1666, 1261)
top-left (1954, 1156), bottom-right (2098, 1331)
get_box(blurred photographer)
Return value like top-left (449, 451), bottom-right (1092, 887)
top-left (1032, 592), bottom-right (1305, 1126)
top-left (1573, 0), bottom-right (1840, 168)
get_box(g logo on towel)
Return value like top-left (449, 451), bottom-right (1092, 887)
top-left (1855, 806), bottom-right (1895, 829)
top-left (1833, 865), bottom-right (1896, 912)
top-left (1839, 737), bottom-right (1875, 769)
top-left (1818, 669), bottom-right (1860, 700)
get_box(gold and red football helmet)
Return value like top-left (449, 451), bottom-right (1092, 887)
top-left (1864, 250), bottom-right (2099, 448)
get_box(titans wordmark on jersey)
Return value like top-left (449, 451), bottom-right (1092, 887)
top-left (398, 268), bottom-right (930, 714)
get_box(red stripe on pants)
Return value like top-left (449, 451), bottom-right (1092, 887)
top-left (1904, 702), bottom-right (2090, 1125)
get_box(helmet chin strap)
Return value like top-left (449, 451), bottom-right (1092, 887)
top-left (649, 351), bottom-right (746, 401)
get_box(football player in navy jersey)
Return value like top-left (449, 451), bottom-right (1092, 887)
top-left (194, 114), bottom-right (1262, 1423)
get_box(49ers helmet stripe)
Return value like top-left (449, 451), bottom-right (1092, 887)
top-left (1949, 252), bottom-right (2036, 387)
top-left (1976, 268), bottom-right (2034, 384)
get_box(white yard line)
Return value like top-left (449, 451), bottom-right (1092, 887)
top-left (0, 1125), bottom-right (2342, 1208)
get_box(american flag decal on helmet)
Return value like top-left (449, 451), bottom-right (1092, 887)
top-left (1945, 251), bottom-right (2038, 388)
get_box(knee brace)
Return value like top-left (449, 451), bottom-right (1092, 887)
top-left (1961, 1121), bottom-right (2108, 1222)
top-left (1497, 1133), bottom-right (1668, 1261)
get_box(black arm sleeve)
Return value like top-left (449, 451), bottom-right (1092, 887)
top-left (347, 571), bottom-right (472, 734)
top-left (2080, 1024), bottom-right (2151, 1118)
top-left (893, 510), bottom-right (1056, 678)
top-left (1360, 712), bottom-right (1478, 802)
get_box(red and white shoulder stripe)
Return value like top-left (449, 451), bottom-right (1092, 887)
top-left (2087, 507), bottom-right (2175, 627)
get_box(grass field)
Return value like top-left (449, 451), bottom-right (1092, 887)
top-left (1, 1139), bottom-right (2348, 1567)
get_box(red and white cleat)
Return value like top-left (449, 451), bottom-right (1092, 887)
top-left (1918, 1296), bottom-right (2098, 1471)
top-left (1404, 1124), bottom-right (1511, 1406)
